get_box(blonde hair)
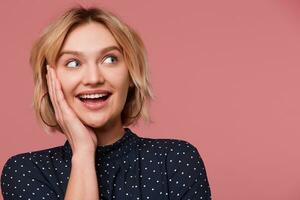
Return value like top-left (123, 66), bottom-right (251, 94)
top-left (30, 6), bottom-right (155, 133)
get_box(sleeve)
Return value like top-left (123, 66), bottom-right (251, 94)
top-left (1, 154), bottom-right (59, 200)
top-left (166, 140), bottom-right (211, 200)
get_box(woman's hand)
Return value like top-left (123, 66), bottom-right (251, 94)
top-left (46, 64), bottom-right (98, 156)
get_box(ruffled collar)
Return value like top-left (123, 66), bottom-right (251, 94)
top-left (63, 127), bottom-right (139, 161)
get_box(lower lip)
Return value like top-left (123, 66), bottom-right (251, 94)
top-left (78, 95), bottom-right (111, 111)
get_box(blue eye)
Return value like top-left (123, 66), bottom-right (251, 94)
top-left (103, 55), bottom-right (118, 64)
top-left (66, 59), bottom-right (80, 68)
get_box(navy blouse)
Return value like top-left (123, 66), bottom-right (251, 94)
top-left (1, 128), bottom-right (211, 199)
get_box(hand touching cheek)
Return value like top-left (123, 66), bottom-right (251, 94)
top-left (46, 64), bottom-right (98, 156)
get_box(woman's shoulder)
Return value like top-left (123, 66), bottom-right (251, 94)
top-left (138, 135), bottom-right (201, 155)
top-left (136, 135), bottom-right (206, 165)
top-left (1, 144), bottom-right (65, 177)
top-left (0, 145), bottom-right (66, 199)
top-left (6, 143), bottom-right (64, 158)
top-left (136, 135), bottom-right (211, 198)
top-left (138, 134), bottom-right (208, 171)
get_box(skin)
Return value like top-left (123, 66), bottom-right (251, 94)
top-left (46, 22), bottom-right (133, 154)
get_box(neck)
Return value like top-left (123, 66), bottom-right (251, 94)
top-left (93, 116), bottom-right (125, 147)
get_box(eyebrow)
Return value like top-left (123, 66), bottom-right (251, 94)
top-left (58, 45), bottom-right (122, 59)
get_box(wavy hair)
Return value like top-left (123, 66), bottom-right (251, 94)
top-left (30, 6), bottom-right (155, 133)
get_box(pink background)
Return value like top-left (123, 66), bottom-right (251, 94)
top-left (1, 0), bottom-right (300, 199)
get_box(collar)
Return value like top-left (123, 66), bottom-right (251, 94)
top-left (63, 127), bottom-right (139, 161)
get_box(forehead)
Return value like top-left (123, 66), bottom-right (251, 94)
top-left (60, 22), bottom-right (119, 52)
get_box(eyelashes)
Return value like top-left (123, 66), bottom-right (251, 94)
top-left (103, 54), bottom-right (118, 64)
top-left (65, 59), bottom-right (80, 68)
top-left (64, 54), bottom-right (119, 68)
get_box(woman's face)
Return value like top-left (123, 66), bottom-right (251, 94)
top-left (55, 22), bottom-right (132, 129)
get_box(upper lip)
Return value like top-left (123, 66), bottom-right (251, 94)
top-left (77, 89), bottom-right (112, 97)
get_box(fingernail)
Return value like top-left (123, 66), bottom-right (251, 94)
top-left (46, 65), bottom-right (49, 71)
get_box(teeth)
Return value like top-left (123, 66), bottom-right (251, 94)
top-left (79, 93), bottom-right (108, 99)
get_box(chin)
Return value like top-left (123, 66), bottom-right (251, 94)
top-left (85, 118), bottom-right (108, 128)
top-left (76, 112), bottom-right (107, 127)
top-left (74, 105), bottom-right (121, 129)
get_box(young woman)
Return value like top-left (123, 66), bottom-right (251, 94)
top-left (1, 6), bottom-right (211, 200)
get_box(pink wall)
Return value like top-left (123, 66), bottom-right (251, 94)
top-left (1, 0), bottom-right (300, 199)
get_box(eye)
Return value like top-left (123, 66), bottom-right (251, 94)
top-left (65, 59), bottom-right (80, 68)
top-left (103, 55), bottom-right (118, 64)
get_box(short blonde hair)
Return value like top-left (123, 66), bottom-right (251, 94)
top-left (30, 6), bottom-right (155, 133)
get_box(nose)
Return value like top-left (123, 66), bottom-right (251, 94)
top-left (81, 62), bottom-right (105, 85)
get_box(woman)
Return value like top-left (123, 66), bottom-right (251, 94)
top-left (1, 6), bottom-right (211, 199)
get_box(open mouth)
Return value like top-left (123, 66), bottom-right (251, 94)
top-left (76, 93), bottom-right (112, 110)
top-left (78, 94), bottom-right (111, 103)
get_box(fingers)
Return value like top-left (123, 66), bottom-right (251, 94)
top-left (45, 65), bottom-right (97, 152)
top-left (46, 65), bottom-right (77, 130)
top-left (51, 68), bottom-right (76, 122)
top-left (46, 65), bottom-right (60, 118)
top-left (46, 65), bottom-right (65, 131)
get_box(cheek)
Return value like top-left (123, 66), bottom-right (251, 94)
top-left (113, 74), bottom-right (131, 96)
top-left (109, 67), bottom-right (131, 86)
top-left (106, 70), bottom-right (130, 100)
top-left (55, 71), bottom-right (74, 99)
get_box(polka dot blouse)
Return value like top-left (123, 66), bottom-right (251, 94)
top-left (1, 128), bottom-right (211, 199)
